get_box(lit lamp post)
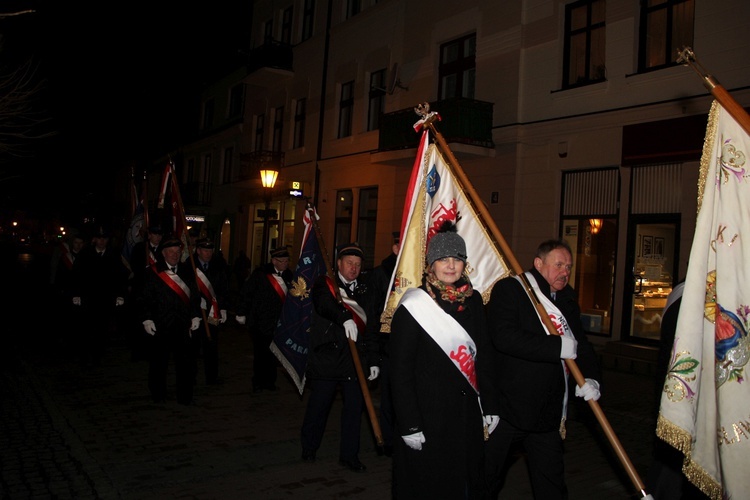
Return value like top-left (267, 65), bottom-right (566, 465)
top-left (259, 168), bottom-right (279, 261)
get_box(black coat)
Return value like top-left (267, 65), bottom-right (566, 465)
top-left (194, 254), bottom-right (230, 313)
top-left (485, 267), bottom-right (600, 433)
top-left (139, 261), bottom-right (201, 337)
top-left (238, 263), bottom-right (293, 335)
top-left (390, 287), bottom-right (497, 499)
top-left (305, 274), bottom-right (379, 380)
top-left (71, 246), bottom-right (129, 308)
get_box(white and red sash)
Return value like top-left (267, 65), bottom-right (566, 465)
top-left (158, 269), bottom-right (191, 304)
top-left (266, 273), bottom-right (287, 303)
top-left (518, 272), bottom-right (574, 436)
top-left (325, 276), bottom-right (367, 333)
top-left (196, 268), bottom-right (220, 320)
top-left (398, 287), bottom-right (479, 394)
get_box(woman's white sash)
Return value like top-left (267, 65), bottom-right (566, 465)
top-left (399, 288), bottom-right (479, 394)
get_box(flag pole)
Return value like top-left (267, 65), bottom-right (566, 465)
top-left (307, 202), bottom-right (384, 447)
top-left (421, 111), bottom-right (650, 499)
top-left (166, 160), bottom-right (212, 341)
top-left (141, 169), bottom-right (151, 265)
top-left (678, 47), bottom-right (750, 136)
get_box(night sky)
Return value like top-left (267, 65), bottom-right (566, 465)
top-left (0, 2), bottom-right (250, 224)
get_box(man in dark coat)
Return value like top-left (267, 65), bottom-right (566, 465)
top-left (193, 237), bottom-right (229, 385)
top-left (71, 226), bottom-right (129, 366)
top-left (300, 243), bottom-right (381, 473)
top-left (138, 235), bottom-right (202, 405)
top-left (127, 224), bottom-right (163, 360)
top-left (484, 239), bottom-right (601, 499)
top-left (237, 246), bottom-right (294, 392)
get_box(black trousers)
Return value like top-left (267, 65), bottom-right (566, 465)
top-left (301, 379), bottom-right (364, 460)
top-left (147, 328), bottom-right (196, 404)
top-left (484, 417), bottom-right (567, 500)
top-left (194, 323), bottom-right (219, 384)
top-left (252, 330), bottom-right (278, 390)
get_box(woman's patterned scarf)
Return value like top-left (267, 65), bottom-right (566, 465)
top-left (425, 272), bottom-right (474, 312)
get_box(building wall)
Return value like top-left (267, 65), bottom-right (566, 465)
top-left (178, 0), bottom-right (750, 343)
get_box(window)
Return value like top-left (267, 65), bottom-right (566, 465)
top-left (301, 0), bottom-right (315, 41)
top-left (293, 98), bottom-right (306, 148)
top-left (255, 114), bottom-right (265, 151)
top-left (272, 106), bottom-right (284, 152)
top-left (201, 154), bottom-right (212, 204)
top-left (187, 158), bottom-right (195, 183)
top-left (202, 99), bottom-right (215, 130)
top-left (222, 147), bottom-right (233, 184)
top-left (563, 0), bottom-right (606, 88)
top-left (228, 84), bottom-right (243, 118)
top-left (334, 190), bottom-right (353, 261)
top-left (264, 19), bottom-right (273, 43)
top-left (338, 81), bottom-right (354, 138)
top-left (438, 34), bottom-right (476, 99)
top-left (281, 6), bottom-right (293, 44)
top-left (346, 0), bottom-right (361, 19)
top-left (638, 0), bottom-right (694, 71)
top-left (368, 69), bottom-right (386, 131)
top-left (357, 187), bottom-right (378, 269)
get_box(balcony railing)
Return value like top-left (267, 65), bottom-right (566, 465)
top-left (378, 97), bottom-right (494, 151)
top-left (239, 150), bottom-right (285, 181)
top-left (246, 39), bottom-right (294, 73)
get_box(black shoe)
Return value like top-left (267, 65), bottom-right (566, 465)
top-left (339, 458), bottom-right (366, 472)
top-left (207, 378), bottom-right (223, 385)
top-left (383, 445), bottom-right (393, 457)
top-left (302, 450), bottom-right (316, 462)
top-left (265, 385), bottom-right (278, 392)
top-left (253, 387), bottom-right (262, 393)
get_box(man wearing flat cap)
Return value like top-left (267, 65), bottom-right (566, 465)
top-left (138, 235), bottom-right (202, 405)
top-left (300, 242), bottom-right (381, 473)
top-left (193, 237), bottom-right (229, 385)
top-left (237, 246), bottom-right (293, 392)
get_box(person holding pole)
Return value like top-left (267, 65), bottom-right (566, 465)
top-left (300, 242), bottom-right (380, 472)
top-left (389, 222), bottom-right (500, 499)
top-left (484, 239), bottom-right (601, 499)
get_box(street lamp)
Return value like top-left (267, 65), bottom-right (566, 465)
top-left (259, 169), bottom-right (279, 261)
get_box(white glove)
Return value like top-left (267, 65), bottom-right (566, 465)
top-left (575, 378), bottom-right (601, 401)
top-left (368, 366), bottom-right (380, 381)
top-left (191, 317), bottom-right (201, 331)
top-left (143, 320), bottom-right (157, 335)
top-left (115, 297), bottom-right (125, 307)
top-left (220, 310), bottom-right (227, 323)
top-left (200, 297), bottom-right (207, 310)
top-left (484, 415), bottom-right (500, 435)
top-left (343, 319), bottom-right (358, 342)
top-left (236, 315), bottom-right (246, 325)
top-left (401, 431), bottom-right (426, 450)
top-left (559, 336), bottom-right (578, 359)
top-left (72, 297), bottom-right (81, 306)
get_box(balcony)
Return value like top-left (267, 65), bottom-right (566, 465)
top-left (378, 97), bottom-right (494, 151)
top-left (239, 150), bottom-right (285, 182)
top-left (244, 40), bottom-right (294, 87)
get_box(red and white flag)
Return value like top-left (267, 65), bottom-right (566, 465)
top-left (380, 128), bottom-right (511, 331)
